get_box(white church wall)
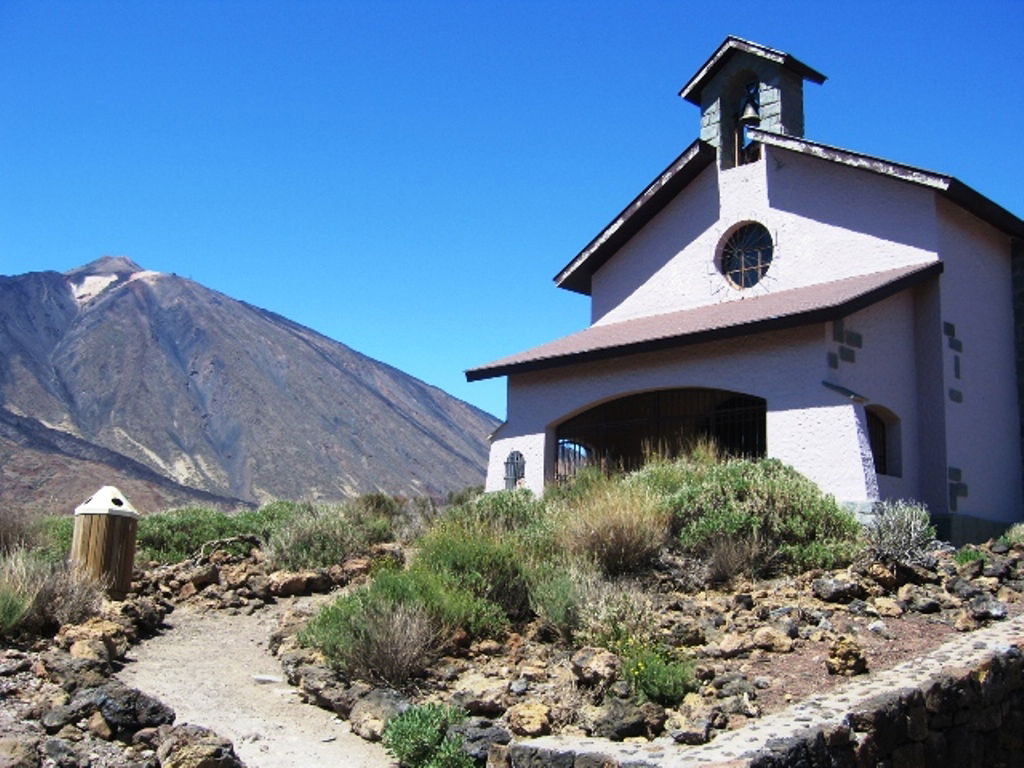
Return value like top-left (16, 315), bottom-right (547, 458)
top-left (937, 200), bottom-right (1022, 524)
top-left (588, 148), bottom-right (939, 328)
top-left (487, 325), bottom-right (877, 505)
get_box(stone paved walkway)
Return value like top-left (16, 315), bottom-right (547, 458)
top-left (515, 614), bottom-right (1024, 766)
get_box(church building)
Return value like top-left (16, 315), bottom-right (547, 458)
top-left (467, 37), bottom-right (1024, 540)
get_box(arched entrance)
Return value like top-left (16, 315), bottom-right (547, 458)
top-left (554, 388), bottom-right (766, 482)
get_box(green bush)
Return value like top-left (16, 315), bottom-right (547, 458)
top-left (863, 500), bottom-right (935, 565)
top-left (621, 642), bottom-right (694, 706)
top-left (416, 523), bottom-right (531, 621)
top-left (300, 567), bottom-right (507, 683)
top-left (0, 585), bottom-right (30, 637)
top-left (382, 703), bottom-right (471, 768)
top-left (135, 502), bottom-right (298, 563)
top-left (670, 458), bottom-right (861, 575)
top-left (33, 516), bottom-right (75, 565)
top-left (266, 502), bottom-right (393, 570)
top-left (525, 560), bottom-right (596, 642)
top-left (1002, 523), bottom-right (1024, 547)
top-left (955, 547), bottom-right (987, 566)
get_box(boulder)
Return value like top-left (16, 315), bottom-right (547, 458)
top-left (506, 702), bottom-right (551, 737)
top-left (70, 681), bottom-right (175, 739)
top-left (451, 673), bottom-right (507, 716)
top-left (812, 575), bottom-right (866, 604)
top-left (591, 699), bottom-right (646, 740)
top-left (0, 736), bottom-right (40, 768)
top-left (570, 647), bottom-right (621, 687)
top-left (156, 724), bottom-right (243, 768)
top-left (349, 689), bottom-right (408, 741)
top-left (447, 718), bottom-right (511, 761)
top-left (871, 597), bottom-right (904, 618)
top-left (751, 626), bottom-right (793, 653)
top-left (825, 636), bottom-right (868, 676)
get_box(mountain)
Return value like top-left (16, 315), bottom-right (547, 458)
top-left (0, 257), bottom-right (499, 515)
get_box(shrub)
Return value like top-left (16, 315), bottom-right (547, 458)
top-left (621, 642), bottom-right (694, 706)
top-left (526, 560), bottom-right (599, 642)
top-left (672, 458), bottom-right (861, 575)
top-left (416, 523), bottom-right (531, 621)
top-left (0, 548), bottom-right (102, 636)
top-left (553, 483), bottom-right (671, 576)
top-left (0, 509), bottom-right (34, 555)
top-left (1002, 523), bottom-right (1024, 546)
top-left (863, 500), bottom-right (935, 565)
top-left (302, 591), bottom-right (439, 686)
top-left (266, 502), bottom-right (393, 570)
top-left (574, 581), bottom-right (657, 651)
top-left (383, 703), bottom-right (470, 768)
top-left (33, 516), bottom-right (75, 565)
top-left (301, 567), bottom-right (506, 683)
top-left (955, 547), bottom-right (987, 566)
top-left (135, 503), bottom-right (298, 563)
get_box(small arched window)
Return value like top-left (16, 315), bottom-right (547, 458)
top-left (504, 450), bottom-right (525, 490)
top-left (866, 406), bottom-right (902, 478)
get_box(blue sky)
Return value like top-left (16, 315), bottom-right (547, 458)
top-left (2, 1), bottom-right (1022, 420)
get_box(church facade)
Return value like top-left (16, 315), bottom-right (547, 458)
top-left (467, 38), bottom-right (1024, 539)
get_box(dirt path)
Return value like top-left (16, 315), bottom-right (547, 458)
top-left (117, 599), bottom-right (391, 768)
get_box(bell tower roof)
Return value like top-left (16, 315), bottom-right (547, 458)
top-left (679, 36), bottom-right (826, 105)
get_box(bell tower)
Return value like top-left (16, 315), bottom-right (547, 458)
top-left (679, 37), bottom-right (826, 169)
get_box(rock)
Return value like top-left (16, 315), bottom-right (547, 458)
top-left (70, 681), bottom-right (176, 739)
top-left (671, 717), bottom-right (712, 745)
top-left (872, 597), bottom-right (903, 617)
top-left (866, 562), bottom-right (897, 589)
top-left (517, 664), bottom-right (547, 682)
top-left (751, 626), bottom-right (793, 653)
top-left (591, 699), bottom-right (646, 740)
top-left (156, 725), bottom-right (243, 768)
top-left (41, 739), bottom-right (76, 768)
top-left (506, 702), bottom-right (551, 737)
top-left (186, 564), bottom-right (220, 590)
top-left (570, 647), bottom-right (621, 687)
top-left (969, 594), bottom-right (1007, 621)
top-left (812, 575), bottom-right (866, 603)
top-left (954, 610), bottom-right (980, 632)
top-left (713, 673), bottom-right (754, 699)
top-left (87, 710), bottom-right (114, 740)
top-left (718, 633), bottom-right (756, 658)
top-left (451, 673), bottom-right (507, 716)
top-left (732, 593), bottom-right (754, 611)
top-left (58, 619), bottom-right (130, 662)
top-left (41, 698), bottom-right (95, 734)
top-left (473, 639), bottom-right (503, 656)
top-left (268, 571), bottom-right (310, 597)
top-left (640, 701), bottom-right (667, 735)
top-left (447, 718), bottom-right (511, 761)
top-left (826, 636), bottom-right (867, 676)
top-left (349, 689), bottom-right (408, 741)
top-left (945, 576), bottom-right (981, 599)
top-left (0, 736), bottom-right (40, 768)
top-left (669, 619), bottom-right (706, 647)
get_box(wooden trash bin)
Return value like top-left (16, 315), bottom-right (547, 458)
top-left (70, 486), bottom-right (139, 600)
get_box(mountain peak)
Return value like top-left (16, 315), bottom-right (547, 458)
top-left (65, 256), bottom-right (143, 278)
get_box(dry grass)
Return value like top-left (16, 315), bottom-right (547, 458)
top-left (0, 547), bottom-right (102, 636)
top-left (554, 483), bottom-right (671, 576)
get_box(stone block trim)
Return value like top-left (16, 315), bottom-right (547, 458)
top-left (495, 615), bottom-right (1024, 767)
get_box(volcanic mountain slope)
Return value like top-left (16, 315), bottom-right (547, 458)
top-left (0, 257), bottom-right (498, 514)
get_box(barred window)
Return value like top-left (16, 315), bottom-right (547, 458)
top-left (721, 223), bottom-right (773, 288)
top-left (504, 450), bottom-right (525, 490)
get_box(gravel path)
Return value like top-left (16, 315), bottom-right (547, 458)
top-left (117, 599), bottom-right (391, 768)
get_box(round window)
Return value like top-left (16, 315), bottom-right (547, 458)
top-left (721, 223), bottom-right (773, 288)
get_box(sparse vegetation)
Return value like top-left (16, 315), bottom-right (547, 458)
top-left (954, 547), bottom-right (987, 566)
top-left (0, 547), bottom-right (102, 637)
top-left (863, 500), bottom-right (936, 566)
top-left (265, 501), bottom-right (393, 570)
top-left (382, 703), bottom-right (471, 768)
top-left (1002, 522), bottom-right (1024, 547)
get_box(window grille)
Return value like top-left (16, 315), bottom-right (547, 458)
top-left (721, 223), bottom-right (773, 288)
top-left (504, 450), bottom-right (526, 490)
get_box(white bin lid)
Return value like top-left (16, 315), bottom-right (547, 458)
top-left (74, 486), bottom-right (140, 518)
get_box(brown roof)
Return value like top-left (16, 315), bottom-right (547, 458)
top-left (466, 261), bottom-right (942, 382)
top-left (678, 37), bottom-right (826, 106)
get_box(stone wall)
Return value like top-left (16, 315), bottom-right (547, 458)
top-left (490, 620), bottom-right (1024, 768)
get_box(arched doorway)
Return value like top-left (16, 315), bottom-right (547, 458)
top-left (554, 388), bottom-right (766, 482)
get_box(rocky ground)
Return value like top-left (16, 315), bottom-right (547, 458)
top-left (2, 538), bottom-right (1022, 767)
